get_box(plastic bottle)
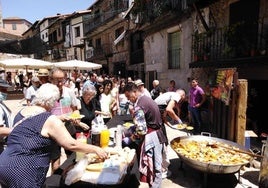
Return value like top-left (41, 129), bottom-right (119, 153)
top-left (115, 125), bottom-right (122, 149)
top-left (75, 132), bottom-right (87, 162)
top-left (91, 124), bottom-right (101, 146)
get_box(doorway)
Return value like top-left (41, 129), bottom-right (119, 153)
top-left (247, 80), bottom-right (267, 136)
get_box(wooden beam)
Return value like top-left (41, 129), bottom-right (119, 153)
top-left (235, 79), bottom-right (247, 146)
top-left (193, 3), bottom-right (210, 32)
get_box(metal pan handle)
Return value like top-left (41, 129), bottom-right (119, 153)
top-left (201, 132), bottom-right (211, 137)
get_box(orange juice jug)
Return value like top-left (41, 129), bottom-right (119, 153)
top-left (100, 126), bottom-right (110, 148)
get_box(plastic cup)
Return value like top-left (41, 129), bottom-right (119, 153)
top-left (100, 129), bottom-right (110, 148)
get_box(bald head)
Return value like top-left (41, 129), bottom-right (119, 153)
top-left (176, 89), bottom-right (186, 100)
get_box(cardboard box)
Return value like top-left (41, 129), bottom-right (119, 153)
top-left (245, 130), bottom-right (258, 137)
top-left (245, 130), bottom-right (258, 149)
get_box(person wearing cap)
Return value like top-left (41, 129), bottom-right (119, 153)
top-left (134, 79), bottom-right (151, 98)
top-left (37, 68), bottom-right (50, 84)
top-left (0, 79), bottom-right (13, 154)
top-left (25, 76), bottom-right (41, 106)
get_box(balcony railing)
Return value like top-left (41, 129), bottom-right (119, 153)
top-left (85, 0), bottom-right (129, 33)
top-left (191, 22), bottom-right (268, 64)
top-left (132, 0), bottom-right (191, 23)
top-left (86, 43), bottom-right (114, 61)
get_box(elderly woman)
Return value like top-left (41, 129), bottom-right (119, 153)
top-left (78, 83), bottom-right (97, 132)
top-left (150, 80), bottom-right (163, 100)
top-left (0, 83), bottom-right (107, 188)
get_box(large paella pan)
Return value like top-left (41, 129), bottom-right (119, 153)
top-left (170, 135), bottom-right (253, 174)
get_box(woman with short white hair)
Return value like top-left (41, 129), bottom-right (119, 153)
top-left (77, 83), bottom-right (97, 131)
top-left (0, 83), bottom-right (107, 188)
top-left (150, 79), bottom-right (163, 100)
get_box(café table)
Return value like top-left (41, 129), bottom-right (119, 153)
top-left (43, 114), bottom-right (140, 188)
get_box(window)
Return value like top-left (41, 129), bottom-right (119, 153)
top-left (12, 24), bottom-right (17, 30)
top-left (95, 38), bottom-right (101, 49)
top-left (52, 31), bottom-right (57, 43)
top-left (75, 26), bottom-right (80, 37)
top-left (87, 39), bottom-right (93, 47)
top-left (168, 31), bottom-right (181, 69)
top-left (58, 28), bottom-right (61, 37)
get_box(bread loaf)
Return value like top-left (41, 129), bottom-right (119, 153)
top-left (86, 162), bottom-right (104, 172)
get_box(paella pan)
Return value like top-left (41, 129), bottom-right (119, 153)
top-left (170, 135), bottom-right (253, 174)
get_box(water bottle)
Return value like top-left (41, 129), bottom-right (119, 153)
top-left (115, 125), bottom-right (122, 149)
top-left (76, 132), bottom-right (87, 162)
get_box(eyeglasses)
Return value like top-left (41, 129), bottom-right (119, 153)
top-left (52, 78), bottom-right (66, 85)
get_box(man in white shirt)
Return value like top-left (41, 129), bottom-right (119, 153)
top-left (25, 76), bottom-right (41, 106)
top-left (154, 89), bottom-right (186, 125)
top-left (154, 89), bottom-right (186, 178)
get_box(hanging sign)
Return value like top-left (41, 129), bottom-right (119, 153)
top-left (211, 68), bottom-right (236, 105)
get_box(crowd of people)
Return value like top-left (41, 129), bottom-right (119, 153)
top-left (0, 67), bottom-right (207, 188)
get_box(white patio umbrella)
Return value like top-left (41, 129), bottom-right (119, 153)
top-left (53, 59), bottom-right (102, 71)
top-left (0, 57), bottom-right (53, 71)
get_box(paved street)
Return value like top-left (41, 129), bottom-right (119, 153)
top-left (3, 97), bottom-right (261, 188)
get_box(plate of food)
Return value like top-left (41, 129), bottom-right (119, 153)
top-left (171, 123), bottom-right (187, 130)
top-left (123, 122), bottom-right (134, 129)
top-left (69, 113), bottom-right (85, 119)
top-left (186, 126), bottom-right (194, 131)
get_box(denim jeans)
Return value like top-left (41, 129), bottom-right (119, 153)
top-left (188, 105), bottom-right (202, 132)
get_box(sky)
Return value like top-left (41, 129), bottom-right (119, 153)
top-left (1, 0), bottom-right (95, 23)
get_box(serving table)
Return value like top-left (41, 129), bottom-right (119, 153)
top-left (44, 115), bottom-right (141, 188)
top-left (105, 114), bottom-right (133, 128)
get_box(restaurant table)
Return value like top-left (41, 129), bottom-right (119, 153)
top-left (43, 114), bottom-right (141, 188)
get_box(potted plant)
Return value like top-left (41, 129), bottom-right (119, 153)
top-left (222, 45), bottom-right (234, 58)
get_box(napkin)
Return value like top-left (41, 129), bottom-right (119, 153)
top-left (97, 159), bottom-right (127, 184)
